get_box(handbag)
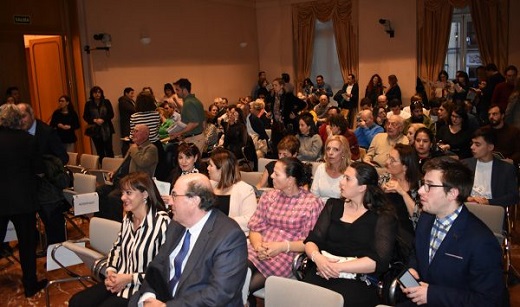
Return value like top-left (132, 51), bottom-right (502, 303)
top-left (85, 124), bottom-right (101, 138)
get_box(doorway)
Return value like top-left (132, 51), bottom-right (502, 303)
top-left (24, 35), bottom-right (68, 124)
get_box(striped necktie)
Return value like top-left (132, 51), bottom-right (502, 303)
top-left (169, 230), bottom-right (191, 294)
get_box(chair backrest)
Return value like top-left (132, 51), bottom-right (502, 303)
top-left (465, 202), bottom-right (505, 242)
top-left (89, 217), bottom-right (121, 254)
top-left (80, 153), bottom-right (100, 170)
top-left (73, 173), bottom-right (97, 194)
top-left (309, 161), bottom-right (322, 176)
top-left (265, 276), bottom-right (344, 307)
top-left (240, 171), bottom-right (263, 186)
top-left (67, 152), bottom-right (78, 166)
top-left (258, 158), bottom-right (276, 173)
top-left (101, 157), bottom-right (125, 172)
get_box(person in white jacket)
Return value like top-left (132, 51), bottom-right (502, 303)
top-left (207, 148), bottom-right (257, 235)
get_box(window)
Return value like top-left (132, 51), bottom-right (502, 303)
top-left (310, 20), bottom-right (344, 92)
top-left (444, 7), bottom-right (481, 83)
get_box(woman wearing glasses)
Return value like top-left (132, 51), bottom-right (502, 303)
top-left (69, 172), bottom-right (170, 307)
top-left (303, 162), bottom-right (397, 307)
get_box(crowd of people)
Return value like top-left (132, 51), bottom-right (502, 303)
top-left (0, 64), bottom-right (519, 306)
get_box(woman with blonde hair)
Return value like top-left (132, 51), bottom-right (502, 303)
top-left (311, 135), bottom-right (351, 203)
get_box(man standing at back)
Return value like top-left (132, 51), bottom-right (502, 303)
top-left (118, 87), bottom-right (135, 156)
top-left (399, 157), bottom-right (504, 306)
top-left (169, 78), bottom-right (205, 152)
top-left (130, 173), bottom-right (247, 306)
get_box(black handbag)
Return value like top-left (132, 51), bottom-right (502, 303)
top-left (85, 124), bottom-right (101, 138)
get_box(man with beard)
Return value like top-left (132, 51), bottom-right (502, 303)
top-left (487, 104), bottom-right (520, 165)
top-left (403, 98), bottom-right (432, 133)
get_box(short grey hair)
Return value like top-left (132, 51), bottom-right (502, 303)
top-left (0, 104), bottom-right (23, 129)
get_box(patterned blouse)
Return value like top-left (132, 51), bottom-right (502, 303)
top-left (106, 208), bottom-right (170, 299)
top-left (248, 188), bottom-right (324, 277)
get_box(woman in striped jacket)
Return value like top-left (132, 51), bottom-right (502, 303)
top-left (69, 172), bottom-right (170, 307)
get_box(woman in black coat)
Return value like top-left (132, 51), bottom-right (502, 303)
top-left (83, 86), bottom-right (115, 161)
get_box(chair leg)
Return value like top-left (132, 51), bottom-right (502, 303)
top-left (45, 276), bottom-right (94, 307)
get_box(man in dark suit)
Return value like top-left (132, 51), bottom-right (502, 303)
top-left (463, 127), bottom-right (519, 207)
top-left (18, 103), bottom-right (68, 244)
top-left (0, 104), bottom-right (48, 297)
top-left (398, 157), bottom-right (504, 306)
top-left (130, 173), bottom-right (248, 306)
top-left (118, 87), bottom-right (135, 156)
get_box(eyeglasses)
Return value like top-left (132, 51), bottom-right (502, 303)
top-left (386, 154), bottom-right (401, 164)
top-left (171, 191), bottom-right (188, 201)
top-left (386, 121), bottom-right (400, 128)
top-left (420, 180), bottom-right (449, 192)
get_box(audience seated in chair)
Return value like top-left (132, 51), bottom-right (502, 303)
top-left (397, 157), bottom-right (505, 306)
top-left (462, 127), bottom-right (519, 207)
top-left (247, 157), bottom-right (324, 307)
top-left (69, 172), bottom-right (170, 307)
top-left (304, 162), bottom-right (397, 306)
top-left (311, 135), bottom-right (351, 204)
top-left (207, 148), bottom-right (257, 236)
top-left (364, 114), bottom-right (409, 174)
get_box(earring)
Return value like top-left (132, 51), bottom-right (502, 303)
top-left (143, 198), bottom-right (147, 204)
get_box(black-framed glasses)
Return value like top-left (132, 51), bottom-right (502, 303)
top-left (171, 191), bottom-right (188, 201)
top-left (420, 180), bottom-right (449, 192)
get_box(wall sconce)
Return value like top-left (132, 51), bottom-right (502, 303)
top-left (379, 19), bottom-right (395, 38)
top-left (84, 33), bottom-right (112, 54)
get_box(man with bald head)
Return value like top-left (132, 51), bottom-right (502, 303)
top-left (364, 114), bottom-right (409, 173)
top-left (127, 124), bottom-right (158, 177)
top-left (354, 109), bottom-right (384, 148)
top-left (131, 173), bottom-right (248, 306)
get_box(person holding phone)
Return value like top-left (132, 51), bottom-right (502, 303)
top-left (397, 157), bottom-right (504, 306)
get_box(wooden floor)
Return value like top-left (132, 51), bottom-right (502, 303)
top-left (0, 215), bottom-right (519, 306)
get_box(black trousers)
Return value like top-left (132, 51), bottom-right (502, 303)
top-left (38, 202), bottom-right (66, 245)
top-left (69, 282), bottom-right (128, 307)
top-left (0, 213), bottom-right (39, 292)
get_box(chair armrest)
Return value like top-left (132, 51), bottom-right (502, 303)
top-left (92, 256), bottom-right (109, 282)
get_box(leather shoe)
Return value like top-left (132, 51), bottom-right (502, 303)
top-left (25, 279), bottom-right (48, 297)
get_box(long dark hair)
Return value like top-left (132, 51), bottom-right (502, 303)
top-left (393, 144), bottom-right (421, 190)
top-left (350, 161), bottom-right (392, 214)
top-left (119, 172), bottom-right (167, 220)
top-left (298, 112), bottom-right (318, 136)
top-left (89, 86), bottom-right (105, 101)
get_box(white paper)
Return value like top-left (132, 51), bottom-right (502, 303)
top-left (167, 121), bottom-right (187, 135)
top-left (4, 221), bottom-right (17, 242)
top-left (73, 192), bottom-right (99, 215)
top-left (153, 178), bottom-right (171, 196)
top-left (46, 242), bottom-right (86, 271)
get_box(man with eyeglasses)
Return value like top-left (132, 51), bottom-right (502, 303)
top-left (363, 114), bottom-right (408, 173)
top-left (130, 173), bottom-right (247, 306)
top-left (398, 157), bottom-right (505, 307)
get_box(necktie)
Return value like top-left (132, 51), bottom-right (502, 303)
top-left (169, 230), bottom-right (191, 294)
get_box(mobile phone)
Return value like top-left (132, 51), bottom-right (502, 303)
top-left (397, 269), bottom-right (420, 288)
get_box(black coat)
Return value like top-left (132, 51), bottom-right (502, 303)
top-left (0, 127), bottom-right (42, 216)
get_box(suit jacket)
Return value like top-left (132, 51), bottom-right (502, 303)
top-left (333, 83), bottom-right (359, 110)
top-left (130, 209), bottom-right (248, 306)
top-left (266, 91), bottom-right (306, 127)
top-left (462, 157), bottom-right (519, 207)
top-left (0, 127), bottom-right (42, 216)
top-left (35, 120), bottom-right (68, 164)
top-left (401, 206), bottom-right (504, 306)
